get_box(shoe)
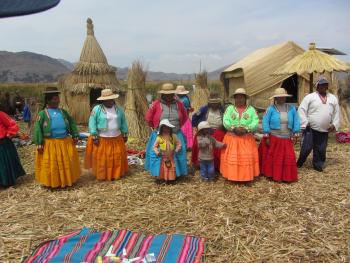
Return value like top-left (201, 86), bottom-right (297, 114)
top-left (313, 166), bottom-right (323, 172)
top-left (297, 161), bottom-right (303, 168)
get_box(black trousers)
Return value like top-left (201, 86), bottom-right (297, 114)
top-left (297, 128), bottom-right (329, 170)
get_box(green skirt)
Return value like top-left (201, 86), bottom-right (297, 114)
top-left (0, 137), bottom-right (25, 187)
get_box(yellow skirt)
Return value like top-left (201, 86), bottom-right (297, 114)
top-left (84, 136), bottom-right (128, 181)
top-left (35, 137), bottom-right (81, 188)
top-left (220, 133), bottom-right (260, 182)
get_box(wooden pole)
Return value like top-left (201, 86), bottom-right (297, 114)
top-left (309, 72), bottom-right (313, 93)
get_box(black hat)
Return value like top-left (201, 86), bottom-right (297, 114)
top-left (0, 0), bottom-right (60, 18)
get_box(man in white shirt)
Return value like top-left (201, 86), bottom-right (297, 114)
top-left (297, 76), bottom-right (340, 172)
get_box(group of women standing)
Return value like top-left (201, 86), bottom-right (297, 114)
top-left (145, 83), bottom-right (300, 184)
top-left (32, 87), bottom-right (128, 189)
top-left (0, 83), bottom-right (300, 189)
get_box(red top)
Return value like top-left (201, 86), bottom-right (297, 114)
top-left (145, 100), bottom-right (188, 129)
top-left (0, 111), bottom-right (19, 139)
top-left (236, 106), bottom-right (246, 118)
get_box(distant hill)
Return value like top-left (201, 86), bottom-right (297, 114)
top-left (0, 51), bottom-right (70, 82)
top-left (57, 58), bottom-right (75, 70)
top-left (0, 51), bottom-right (224, 82)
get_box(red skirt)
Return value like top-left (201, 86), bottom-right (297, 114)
top-left (191, 128), bottom-right (226, 171)
top-left (259, 135), bottom-right (298, 182)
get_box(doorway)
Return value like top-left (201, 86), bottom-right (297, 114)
top-left (281, 74), bottom-right (298, 103)
top-left (90, 88), bottom-right (101, 109)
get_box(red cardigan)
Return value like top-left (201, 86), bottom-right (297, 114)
top-left (145, 100), bottom-right (188, 129)
top-left (0, 111), bottom-right (19, 139)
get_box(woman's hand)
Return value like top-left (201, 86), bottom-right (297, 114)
top-left (233, 127), bottom-right (247, 136)
top-left (292, 133), bottom-right (300, 144)
top-left (93, 136), bottom-right (99, 146)
top-left (123, 135), bottom-right (128, 143)
top-left (37, 145), bottom-right (44, 154)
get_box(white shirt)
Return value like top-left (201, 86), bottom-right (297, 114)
top-left (207, 109), bottom-right (223, 129)
top-left (298, 92), bottom-right (340, 132)
top-left (99, 106), bottom-right (121, 137)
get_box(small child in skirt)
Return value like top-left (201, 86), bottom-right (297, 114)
top-left (196, 121), bottom-right (226, 181)
top-left (153, 119), bottom-right (181, 181)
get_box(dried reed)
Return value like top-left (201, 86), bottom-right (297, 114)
top-left (124, 61), bottom-right (151, 139)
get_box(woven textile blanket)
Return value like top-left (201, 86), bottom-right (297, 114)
top-left (336, 132), bottom-right (350, 143)
top-left (24, 228), bottom-right (206, 263)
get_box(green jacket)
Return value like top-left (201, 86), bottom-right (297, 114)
top-left (33, 108), bottom-right (79, 145)
top-left (223, 104), bottom-right (259, 132)
top-left (88, 104), bottom-right (128, 136)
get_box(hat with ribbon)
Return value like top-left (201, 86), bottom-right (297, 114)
top-left (97, 89), bottom-right (119, 101)
top-left (158, 83), bottom-right (176, 94)
top-left (269, 87), bottom-right (292, 99)
top-left (43, 87), bottom-right (61, 94)
top-left (175, 85), bottom-right (189, 95)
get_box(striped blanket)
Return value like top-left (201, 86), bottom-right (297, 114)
top-left (24, 228), bottom-right (206, 263)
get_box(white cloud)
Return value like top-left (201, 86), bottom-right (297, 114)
top-left (0, 0), bottom-right (349, 73)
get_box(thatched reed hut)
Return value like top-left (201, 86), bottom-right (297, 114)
top-left (192, 71), bottom-right (210, 112)
top-left (60, 18), bottom-right (120, 124)
top-left (338, 74), bottom-right (350, 131)
top-left (221, 41), bottom-right (310, 110)
top-left (124, 61), bottom-right (150, 139)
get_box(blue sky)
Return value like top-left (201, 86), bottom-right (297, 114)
top-left (0, 0), bottom-right (349, 73)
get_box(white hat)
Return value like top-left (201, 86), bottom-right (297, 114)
top-left (198, 121), bottom-right (211, 132)
top-left (158, 119), bottom-right (175, 134)
top-left (97, 89), bottom-right (119, 101)
top-left (175, 85), bottom-right (189, 95)
top-left (269, 87), bottom-right (292, 99)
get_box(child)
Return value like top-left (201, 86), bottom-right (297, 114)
top-left (152, 119), bottom-right (181, 181)
top-left (196, 121), bottom-right (226, 181)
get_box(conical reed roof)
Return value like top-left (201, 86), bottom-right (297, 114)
top-left (274, 43), bottom-right (350, 75)
top-left (64, 18), bottom-right (119, 94)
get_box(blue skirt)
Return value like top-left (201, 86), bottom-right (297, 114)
top-left (145, 130), bottom-right (188, 177)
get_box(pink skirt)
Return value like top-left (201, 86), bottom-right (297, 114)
top-left (181, 118), bottom-right (193, 149)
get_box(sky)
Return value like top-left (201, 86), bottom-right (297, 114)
top-left (0, 0), bottom-right (350, 73)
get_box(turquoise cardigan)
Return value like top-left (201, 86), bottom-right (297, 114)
top-left (262, 104), bottom-right (300, 134)
top-left (88, 104), bottom-right (128, 136)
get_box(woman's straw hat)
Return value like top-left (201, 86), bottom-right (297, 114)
top-left (97, 89), bottom-right (119, 101)
top-left (158, 83), bottom-right (176, 94)
top-left (198, 121), bottom-right (211, 132)
top-left (175, 85), bottom-right (189, 95)
top-left (43, 87), bottom-right (61, 94)
top-left (269, 87), bottom-right (292, 99)
top-left (208, 92), bottom-right (222, 104)
top-left (231, 88), bottom-right (249, 98)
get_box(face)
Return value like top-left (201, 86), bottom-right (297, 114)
top-left (234, 94), bottom-right (246, 106)
top-left (275, 97), bottom-right (286, 105)
top-left (102, 99), bottom-right (115, 108)
top-left (203, 128), bottom-right (212, 136)
top-left (162, 94), bottom-right (175, 103)
top-left (161, 126), bottom-right (171, 134)
top-left (317, 84), bottom-right (328, 95)
top-left (209, 102), bottom-right (220, 110)
top-left (48, 95), bottom-right (60, 108)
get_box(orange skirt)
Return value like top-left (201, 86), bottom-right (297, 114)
top-left (220, 133), bottom-right (260, 182)
top-left (35, 137), bottom-right (80, 188)
top-left (84, 136), bottom-right (128, 181)
top-left (158, 157), bottom-right (176, 181)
